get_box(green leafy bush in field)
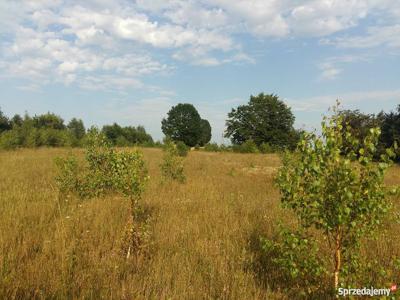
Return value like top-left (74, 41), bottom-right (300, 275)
top-left (232, 139), bottom-right (259, 153)
top-left (176, 141), bottom-right (189, 157)
top-left (259, 142), bottom-right (276, 154)
top-left (272, 103), bottom-right (398, 295)
top-left (55, 129), bottom-right (149, 258)
top-left (55, 156), bottom-right (81, 196)
top-left (260, 227), bottom-right (328, 297)
top-left (39, 128), bottom-right (70, 147)
top-left (160, 140), bottom-right (186, 183)
top-left (0, 130), bottom-right (21, 150)
top-left (204, 143), bottom-right (220, 152)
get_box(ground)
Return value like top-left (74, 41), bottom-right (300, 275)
top-left (1, 148), bottom-right (399, 299)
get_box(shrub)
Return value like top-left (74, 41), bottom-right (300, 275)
top-left (55, 130), bottom-right (149, 258)
top-left (54, 155), bottom-right (81, 196)
top-left (232, 140), bottom-right (259, 153)
top-left (259, 142), bottom-right (275, 154)
top-left (219, 144), bottom-right (230, 152)
top-left (160, 140), bottom-right (185, 183)
top-left (115, 135), bottom-right (129, 147)
top-left (176, 141), bottom-right (189, 157)
top-left (260, 227), bottom-right (328, 297)
top-left (39, 128), bottom-right (69, 147)
top-left (275, 103), bottom-right (398, 293)
top-left (0, 130), bottom-right (21, 150)
top-left (204, 143), bottom-right (220, 152)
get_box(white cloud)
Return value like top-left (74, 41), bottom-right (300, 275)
top-left (79, 75), bottom-right (143, 91)
top-left (324, 25), bottom-right (400, 49)
top-left (317, 54), bottom-right (371, 80)
top-left (1, 0), bottom-right (400, 91)
top-left (289, 0), bottom-right (369, 37)
top-left (319, 62), bottom-right (342, 80)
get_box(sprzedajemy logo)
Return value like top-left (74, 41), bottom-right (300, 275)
top-left (338, 285), bottom-right (397, 297)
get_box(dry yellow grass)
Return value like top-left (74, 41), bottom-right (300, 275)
top-left (0, 148), bottom-right (399, 299)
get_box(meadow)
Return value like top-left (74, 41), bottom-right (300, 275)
top-left (1, 148), bottom-right (400, 299)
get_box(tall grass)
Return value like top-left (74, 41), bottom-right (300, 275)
top-left (0, 148), bottom-right (399, 299)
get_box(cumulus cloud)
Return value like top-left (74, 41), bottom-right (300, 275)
top-left (1, 0), bottom-right (400, 91)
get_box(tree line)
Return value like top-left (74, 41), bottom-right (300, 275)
top-left (0, 111), bottom-right (154, 149)
top-left (1, 93), bottom-right (399, 160)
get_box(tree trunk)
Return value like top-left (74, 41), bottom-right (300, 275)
top-left (334, 228), bottom-right (342, 291)
top-left (126, 196), bottom-right (137, 259)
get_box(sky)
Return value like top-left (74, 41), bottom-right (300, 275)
top-left (0, 0), bottom-right (399, 142)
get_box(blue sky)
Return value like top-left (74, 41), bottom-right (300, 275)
top-left (0, 0), bottom-right (399, 142)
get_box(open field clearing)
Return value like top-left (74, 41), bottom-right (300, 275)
top-left (1, 148), bottom-right (400, 299)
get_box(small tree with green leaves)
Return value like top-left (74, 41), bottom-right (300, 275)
top-left (55, 129), bottom-right (149, 258)
top-left (160, 140), bottom-right (186, 183)
top-left (276, 104), bottom-right (397, 292)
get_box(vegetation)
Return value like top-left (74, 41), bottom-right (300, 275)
top-left (380, 105), bottom-right (400, 162)
top-left (102, 123), bottom-right (153, 147)
top-left (1, 100), bottom-right (400, 298)
top-left (161, 103), bottom-right (211, 147)
top-left (272, 105), bottom-right (398, 296)
top-left (199, 119), bottom-right (212, 146)
top-left (337, 107), bottom-right (400, 162)
top-left (0, 108), bottom-right (155, 150)
top-left (232, 139), bottom-right (259, 153)
top-left (67, 118), bottom-right (86, 147)
top-left (55, 130), bottom-right (150, 259)
top-left (160, 140), bottom-right (186, 183)
top-left (225, 93), bottom-right (299, 150)
top-left (175, 140), bottom-right (190, 157)
top-left (1, 146), bottom-right (399, 299)
top-left (0, 109), bottom-right (11, 133)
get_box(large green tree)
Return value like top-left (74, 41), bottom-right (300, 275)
top-left (199, 119), bottom-right (212, 146)
top-left (161, 103), bottom-right (209, 147)
top-left (225, 93), bottom-right (297, 149)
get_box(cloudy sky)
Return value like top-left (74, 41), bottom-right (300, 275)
top-left (0, 0), bottom-right (399, 142)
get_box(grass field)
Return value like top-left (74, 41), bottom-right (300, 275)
top-left (1, 148), bottom-right (400, 299)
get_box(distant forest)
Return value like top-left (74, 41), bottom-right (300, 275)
top-left (1, 94), bottom-right (399, 160)
top-left (0, 111), bottom-right (154, 149)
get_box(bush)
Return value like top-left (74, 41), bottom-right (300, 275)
top-left (54, 155), bottom-right (82, 196)
top-left (55, 130), bottom-right (149, 258)
top-left (56, 130), bottom-right (148, 199)
top-left (141, 140), bottom-right (156, 148)
top-left (39, 128), bottom-right (69, 147)
top-left (176, 141), bottom-right (189, 157)
top-left (160, 140), bottom-right (185, 183)
top-left (204, 143), bottom-right (220, 152)
top-left (232, 140), bottom-right (259, 153)
top-left (260, 227), bottom-right (328, 297)
top-left (259, 142), bottom-right (275, 154)
top-left (275, 103), bottom-right (398, 293)
top-left (115, 135), bottom-right (129, 147)
top-left (0, 130), bottom-right (21, 150)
